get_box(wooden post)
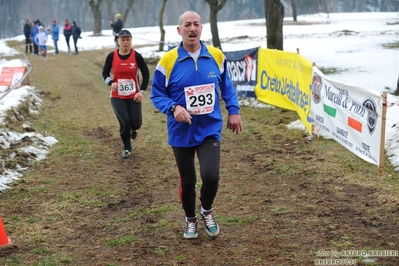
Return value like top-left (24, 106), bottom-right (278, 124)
top-left (379, 92), bottom-right (387, 174)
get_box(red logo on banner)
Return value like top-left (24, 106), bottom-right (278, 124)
top-left (0, 67), bottom-right (27, 86)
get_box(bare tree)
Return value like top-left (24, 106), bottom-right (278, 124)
top-left (122, 0), bottom-right (136, 26)
top-left (204, 0), bottom-right (228, 50)
top-left (395, 75), bottom-right (399, 96)
top-left (87, 0), bottom-right (106, 35)
top-left (264, 0), bottom-right (284, 50)
top-left (158, 0), bottom-right (168, 51)
top-left (106, 0), bottom-right (114, 23)
top-left (291, 0), bottom-right (297, 21)
top-left (316, 0), bottom-right (330, 17)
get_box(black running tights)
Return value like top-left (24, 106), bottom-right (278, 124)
top-left (110, 97), bottom-right (142, 151)
top-left (172, 137), bottom-right (220, 218)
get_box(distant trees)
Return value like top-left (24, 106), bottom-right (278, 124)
top-left (0, 0), bottom-right (398, 39)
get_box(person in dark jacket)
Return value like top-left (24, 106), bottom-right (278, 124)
top-left (109, 13), bottom-right (123, 48)
top-left (63, 19), bottom-right (72, 54)
top-left (23, 19), bottom-right (32, 53)
top-left (72, 21), bottom-right (81, 54)
top-left (36, 19), bottom-right (43, 27)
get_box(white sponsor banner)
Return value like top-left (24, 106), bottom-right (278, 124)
top-left (310, 66), bottom-right (383, 166)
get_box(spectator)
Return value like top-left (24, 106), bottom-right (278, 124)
top-left (36, 19), bottom-right (43, 27)
top-left (63, 19), bottom-right (72, 54)
top-left (35, 25), bottom-right (48, 60)
top-left (110, 13), bottom-right (123, 48)
top-left (51, 20), bottom-right (59, 55)
top-left (24, 19), bottom-right (32, 53)
top-left (30, 20), bottom-right (39, 55)
top-left (72, 21), bottom-right (81, 54)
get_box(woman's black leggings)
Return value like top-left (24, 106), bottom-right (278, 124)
top-left (65, 35), bottom-right (71, 47)
top-left (110, 97), bottom-right (142, 151)
top-left (172, 136), bottom-right (220, 218)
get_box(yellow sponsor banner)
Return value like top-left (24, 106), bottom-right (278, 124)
top-left (255, 49), bottom-right (313, 134)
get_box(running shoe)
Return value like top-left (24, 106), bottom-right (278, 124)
top-left (184, 217), bottom-right (198, 239)
top-left (198, 205), bottom-right (220, 237)
top-left (131, 130), bottom-right (137, 140)
top-left (121, 150), bottom-right (131, 159)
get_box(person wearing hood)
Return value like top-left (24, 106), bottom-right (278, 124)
top-left (72, 21), bottom-right (82, 54)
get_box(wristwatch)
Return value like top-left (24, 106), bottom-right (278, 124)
top-left (170, 104), bottom-right (177, 114)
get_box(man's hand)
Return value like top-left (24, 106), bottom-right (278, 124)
top-left (173, 105), bottom-right (192, 124)
top-left (226, 114), bottom-right (243, 134)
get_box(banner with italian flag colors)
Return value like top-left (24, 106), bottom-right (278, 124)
top-left (254, 48), bottom-right (313, 134)
top-left (310, 66), bottom-right (383, 166)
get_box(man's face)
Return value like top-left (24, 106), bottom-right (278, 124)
top-left (177, 12), bottom-right (202, 49)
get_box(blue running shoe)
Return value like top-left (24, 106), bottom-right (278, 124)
top-left (184, 217), bottom-right (198, 239)
top-left (198, 205), bottom-right (219, 237)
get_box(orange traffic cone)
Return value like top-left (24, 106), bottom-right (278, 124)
top-left (0, 216), bottom-right (12, 246)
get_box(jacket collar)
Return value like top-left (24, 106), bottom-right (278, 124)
top-left (177, 40), bottom-right (211, 61)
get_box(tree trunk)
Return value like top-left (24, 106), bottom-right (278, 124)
top-left (265, 0), bottom-right (284, 50)
top-left (158, 0), bottom-right (167, 51)
top-left (204, 0), bottom-right (227, 50)
top-left (106, 0), bottom-right (113, 23)
top-left (122, 0), bottom-right (135, 26)
top-left (395, 75), bottom-right (399, 96)
top-left (87, 0), bottom-right (105, 35)
top-left (291, 0), bottom-right (297, 22)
